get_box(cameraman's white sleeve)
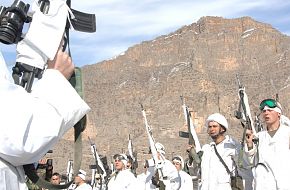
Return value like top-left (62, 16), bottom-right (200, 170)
top-left (0, 68), bottom-right (90, 166)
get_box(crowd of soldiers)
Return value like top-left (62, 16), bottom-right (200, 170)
top-left (26, 98), bottom-right (290, 190)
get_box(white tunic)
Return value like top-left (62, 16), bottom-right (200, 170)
top-left (200, 135), bottom-right (237, 190)
top-left (154, 159), bottom-right (181, 190)
top-left (137, 166), bottom-right (155, 190)
top-left (245, 125), bottom-right (290, 190)
top-left (75, 183), bottom-right (92, 190)
top-left (107, 169), bottom-right (139, 190)
top-left (0, 54), bottom-right (90, 189)
top-left (178, 170), bottom-right (193, 190)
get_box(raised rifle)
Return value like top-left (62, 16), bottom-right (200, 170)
top-left (234, 74), bottom-right (258, 168)
top-left (88, 137), bottom-right (106, 190)
top-left (140, 104), bottom-right (167, 190)
top-left (179, 96), bottom-right (202, 165)
top-left (127, 134), bottom-right (138, 175)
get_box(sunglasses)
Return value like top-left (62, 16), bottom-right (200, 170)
top-left (113, 154), bottom-right (126, 161)
top-left (259, 99), bottom-right (278, 111)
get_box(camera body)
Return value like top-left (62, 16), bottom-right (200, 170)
top-left (0, 0), bottom-right (31, 44)
top-left (0, 0), bottom-right (96, 92)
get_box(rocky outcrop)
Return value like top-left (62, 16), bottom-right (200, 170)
top-left (49, 16), bottom-right (290, 176)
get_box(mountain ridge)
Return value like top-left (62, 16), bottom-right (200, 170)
top-left (50, 16), bottom-right (290, 175)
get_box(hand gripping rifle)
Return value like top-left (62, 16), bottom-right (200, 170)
top-left (88, 137), bottom-right (106, 190)
top-left (0, 0), bottom-right (95, 189)
top-left (128, 134), bottom-right (138, 175)
top-left (234, 74), bottom-right (258, 168)
top-left (179, 96), bottom-right (202, 166)
top-left (140, 104), bottom-right (166, 190)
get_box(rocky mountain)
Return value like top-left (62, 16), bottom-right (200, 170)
top-left (50, 16), bottom-right (290, 176)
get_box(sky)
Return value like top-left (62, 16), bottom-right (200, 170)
top-left (1, 0), bottom-right (290, 69)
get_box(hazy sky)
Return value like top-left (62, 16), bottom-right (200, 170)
top-left (1, 0), bottom-right (290, 68)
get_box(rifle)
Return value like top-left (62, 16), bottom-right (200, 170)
top-left (254, 113), bottom-right (264, 132)
top-left (234, 74), bottom-right (257, 168)
top-left (140, 104), bottom-right (166, 190)
top-left (128, 134), bottom-right (138, 175)
top-left (66, 160), bottom-right (73, 183)
top-left (179, 96), bottom-right (202, 164)
top-left (88, 137), bottom-right (106, 189)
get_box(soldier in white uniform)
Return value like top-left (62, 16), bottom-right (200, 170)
top-left (150, 142), bottom-right (181, 190)
top-left (172, 155), bottom-right (193, 190)
top-left (75, 170), bottom-right (92, 190)
top-left (245, 99), bottom-right (290, 190)
top-left (107, 154), bottom-right (138, 190)
top-left (199, 113), bottom-right (240, 190)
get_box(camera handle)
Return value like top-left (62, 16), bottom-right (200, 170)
top-left (12, 62), bottom-right (44, 92)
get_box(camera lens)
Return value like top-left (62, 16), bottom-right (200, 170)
top-left (0, 0), bottom-right (30, 44)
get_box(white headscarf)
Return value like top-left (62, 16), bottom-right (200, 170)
top-left (78, 169), bottom-right (86, 180)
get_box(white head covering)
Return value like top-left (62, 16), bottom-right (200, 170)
top-left (114, 154), bottom-right (128, 167)
top-left (119, 154), bottom-right (128, 166)
top-left (206, 113), bottom-right (229, 130)
top-left (155, 142), bottom-right (165, 155)
top-left (172, 155), bottom-right (184, 169)
top-left (78, 169), bottom-right (86, 180)
top-left (263, 105), bottom-right (282, 114)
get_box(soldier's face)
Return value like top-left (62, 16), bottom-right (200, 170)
top-left (74, 176), bottom-right (82, 185)
top-left (262, 109), bottom-right (280, 126)
top-left (207, 121), bottom-right (222, 138)
top-left (173, 161), bottom-right (181, 171)
top-left (114, 159), bottom-right (124, 171)
top-left (51, 175), bottom-right (60, 185)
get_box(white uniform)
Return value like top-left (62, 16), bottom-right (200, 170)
top-left (178, 170), bottom-right (193, 190)
top-left (137, 166), bottom-right (155, 190)
top-left (245, 124), bottom-right (290, 190)
top-left (155, 159), bottom-right (181, 190)
top-left (0, 53), bottom-right (90, 189)
top-left (200, 135), bottom-right (237, 190)
top-left (107, 169), bottom-right (138, 190)
top-left (75, 183), bottom-right (92, 190)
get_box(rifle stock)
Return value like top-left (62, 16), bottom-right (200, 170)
top-left (140, 104), bottom-right (166, 187)
top-left (236, 75), bottom-right (257, 135)
top-left (128, 134), bottom-right (138, 174)
top-left (235, 74), bottom-right (258, 168)
top-left (88, 137), bottom-right (106, 188)
top-left (179, 96), bottom-right (201, 152)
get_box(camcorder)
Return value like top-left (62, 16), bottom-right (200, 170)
top-left (0, 0), bottom-right (96, 44)
top-left (0, 0), bottom-right (96, 92)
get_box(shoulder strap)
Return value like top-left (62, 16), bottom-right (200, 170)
top-left (24, 116), bottom-right (86, 190)
top-left (213, 145), bottom-right (231, 175)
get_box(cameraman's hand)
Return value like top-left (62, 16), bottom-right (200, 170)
top-left (47, 49), bottom-right (74, 80)
top-left (38, 158), bottom-right (47, 165)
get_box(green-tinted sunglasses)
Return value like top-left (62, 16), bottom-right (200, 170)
top-left (259, 99), bottom-right (277, 110)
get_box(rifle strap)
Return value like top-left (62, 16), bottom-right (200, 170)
top-left (213, 144), bottom-right (232, 176)
top-left (24, 116), bottom-right (85, 189)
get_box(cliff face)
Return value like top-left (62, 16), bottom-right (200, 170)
top-left (51, 16), bottom-right (290, 175)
